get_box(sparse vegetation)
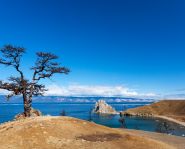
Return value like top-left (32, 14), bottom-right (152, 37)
top-left (60, 110), bottom-right (67, 116)
top-left (121, 100), bottom-right (185, 122)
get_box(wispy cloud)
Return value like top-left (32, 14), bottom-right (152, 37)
top-left (45, 84), bottom-right (157, 98)
top-left (174, 88), bottom-right (185, 92)
top-left (162, 88), bottom-right (185, 99)
top-left (163, 93), bottom-right (185, 99)
top-left (0, 89), bottom-right (10, 95)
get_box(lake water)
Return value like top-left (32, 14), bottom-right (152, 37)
top-left (0, 102), bottom-right (185, 137)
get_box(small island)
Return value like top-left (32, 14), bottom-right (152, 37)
top-left (93, 100), bottom-right (118, 114)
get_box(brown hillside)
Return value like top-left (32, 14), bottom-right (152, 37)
top-left (0, 116), bottom-right (174, 149)
top-left (122, 100), bottom-right (185, 122)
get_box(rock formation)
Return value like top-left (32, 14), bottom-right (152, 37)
top-left (15, 108), bottom-right (42, 120)
top-left (93, 100), bottom-right (118, 114)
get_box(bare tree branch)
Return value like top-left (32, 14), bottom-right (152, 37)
top-left (0, 45), bottom-right (70, 117)
top-left (0, 45), bottom-right (25, 78)
top-left (31, 52), bottom-right (70, 81)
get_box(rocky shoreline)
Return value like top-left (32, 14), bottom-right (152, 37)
top-left (121, 111), bottom-right (154, 117)
top-left (121, 111), bottom-right (185, 127)
top-left (121, 100), bottom-right (185, 127)
top-left (155, 115), bottom-right (185, 127)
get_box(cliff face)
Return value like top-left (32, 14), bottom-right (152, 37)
top-left (121, 100), bottom-right (185, 122)
top-left (93, 100), bottom-right (118, 114)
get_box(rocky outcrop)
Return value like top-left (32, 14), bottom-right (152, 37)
top-left (93, 100), bottom-right (118, 114)
top-left (121, 105), bottom-right (154, 117)
top-left (122, 111), bottom-right (154, 117)
top-left (15, 108), bottom-right (42, 120)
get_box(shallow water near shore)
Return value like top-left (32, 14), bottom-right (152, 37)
top-left (0, 102), bottom-right (185, 137)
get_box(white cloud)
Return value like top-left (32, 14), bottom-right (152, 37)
top-left (0, 84), bottom-right (157, 98)
top-left (0, 89), bottom-right (10, 95)
top-left (163, 93), bottom-right (185, 99)
top-left (45, 84), bottom-right (157, 98)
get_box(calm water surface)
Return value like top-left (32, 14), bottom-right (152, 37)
top-left (0, 102), bottom-right (185, 137)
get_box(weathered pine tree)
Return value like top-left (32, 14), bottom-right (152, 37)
top-left (0, 45), bottom-right (70, 117)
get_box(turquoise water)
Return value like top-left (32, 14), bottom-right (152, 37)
top-left (0, 102), bottom-right (185, 137)
top-left (0, 102), bottom-right (146, 123)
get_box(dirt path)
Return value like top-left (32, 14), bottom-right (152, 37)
top-left (120, 129), bottom-right (185, 149)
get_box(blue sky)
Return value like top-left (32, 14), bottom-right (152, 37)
top-left (0, 0), bottom-right (185, 98)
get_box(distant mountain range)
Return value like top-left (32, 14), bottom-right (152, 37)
top-left (0, 95), bottom-right (156, 103)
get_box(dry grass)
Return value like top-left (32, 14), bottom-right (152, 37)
top-left (0, 116), bottom-right (175, 149)
top-left (76, 133), bottom-right (122, 142)
top-left (123, 100), bottom-right (185, 122)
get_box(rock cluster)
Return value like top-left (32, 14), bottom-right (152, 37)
top-left (93, 100), bottom-right (118, 114)
top-left (122, 111), bottom-right (154, 117)
top-left (15, 108), bottom-right (42, 120)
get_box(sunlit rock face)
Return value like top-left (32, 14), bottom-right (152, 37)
top-left (93, 100), bottom-right (118, 114)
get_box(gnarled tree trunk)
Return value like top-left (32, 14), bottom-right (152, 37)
top-left (23, 94), bottom-right (32, 117)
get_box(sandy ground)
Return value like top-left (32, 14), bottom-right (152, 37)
top-left (0, 116), bottom-right (177, 149)
top-left (121, 129), bottom-right (185, 149)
